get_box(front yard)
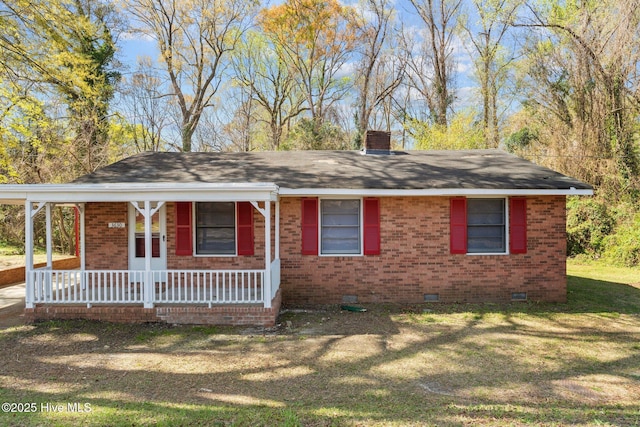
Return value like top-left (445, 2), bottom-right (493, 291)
top-left (0, 260), bottom-right (639, 426)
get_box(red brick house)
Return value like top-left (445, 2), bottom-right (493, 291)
top-left (0, 137), bottom-right (592, 326)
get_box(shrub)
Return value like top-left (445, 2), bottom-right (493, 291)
top-left (566, 197), bottom-right (614, 257)
top-left (602, 208), bottom-right (640, 267)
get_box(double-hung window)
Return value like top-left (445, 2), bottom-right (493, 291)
top-left (195, 202), bottom-right (236, 255)
top-left (321, 199), bottom-right (361, 255)
top-left (450, 197), bottom-right (527, 255)
top-left (467, 198), bottom-right (506, 253)
top-left (301, 197), bottom-right (380, 256)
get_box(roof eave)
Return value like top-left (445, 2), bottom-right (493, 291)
top-left (278, 188), bottom-right (594, 196)
top-left (0, 182), bottom-right (280, 203)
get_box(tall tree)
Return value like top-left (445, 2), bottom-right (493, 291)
top-left (406, 0), bottom-right (463, 127)
top-left (0, 0), bottom-right (120, 175)
top-left (461, 0), bottom-right (521, 148)
top-left (126, 0), bottom-right (257, 152)
top-left (513, 0), bottom-right (640, 195)
top-left (231, 31), bottom-right (306, 150)
top-left (352, 0), bottom-right (405, 146)
top-left (260, 0), bottom-right (358, 147)
top-left (121, 56), bottom-right (171, 152)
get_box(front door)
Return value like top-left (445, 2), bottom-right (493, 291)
top-left (128, 203), bottom-right (167, 272)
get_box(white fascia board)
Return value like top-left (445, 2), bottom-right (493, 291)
top-left (0, 183), bottom-right (279, 203)
top-left (278, 187), bottom-right (594, 197)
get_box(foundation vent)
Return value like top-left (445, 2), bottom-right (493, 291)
top-left (511, 292), bottom-right (527, 301)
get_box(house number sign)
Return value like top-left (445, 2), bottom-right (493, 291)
top-left (108, 222), bottom-right (125, 228)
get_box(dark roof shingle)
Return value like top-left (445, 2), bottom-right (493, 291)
top-left (73, 149), bottom-right (592, 191)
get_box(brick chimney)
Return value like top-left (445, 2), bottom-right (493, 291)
top-left (364, 130), bottom-right (391, 155)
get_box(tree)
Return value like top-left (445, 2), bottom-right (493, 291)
top-left (120, 56), bottom-right (171, 152)
top-left (352, 0), bottom-right (405, 147)
top-left (513, 0), bottom-right (640, 196)
top-left (460, 0), bottom-right (521, 147)
top-left (260, 0), bottom-right (358, 147)
top-left (125, 0), bottom-right (257, 152)
top-left (0, 0), bottom-right (120, 176)
top-left (231, 31), bottom-right (306, 150)
top-left (406, 0), bottom-right (463, 127)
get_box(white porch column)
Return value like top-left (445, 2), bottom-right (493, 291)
top-left (25, 201), bottom-right (34, 309)
top-left (78, 204), bottom-right (86, 271)
top-left (45, 202), bottom-right (53, 268)
top-left (275, 198), bottom-right (280, 260)
top-left (264, 200), bottom-right (272, 308)
top-left (143, 201), bottom-right (153, 309)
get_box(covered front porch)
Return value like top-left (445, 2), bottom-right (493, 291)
top-left (1, 183), bottom-right (282, 326)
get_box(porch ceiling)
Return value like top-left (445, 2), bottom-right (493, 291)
top-left (0, 182), bottom-right (279, 204)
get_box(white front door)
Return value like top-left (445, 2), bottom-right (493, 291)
top-left (128, 203), bottom-right (167, 271)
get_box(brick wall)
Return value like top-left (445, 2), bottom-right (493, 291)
top-left (165, 202), bottom-right (269, 270)
top-left (0, 257), bottom-right (80, 288)
top-left (84, 202), bottom-right (273, 271)
top-left (82, 196), bottom-right (567, 312)
top-left (279, 196), bottom-right (567, 304)
top-left (85, 202), bottom-right (129, 270)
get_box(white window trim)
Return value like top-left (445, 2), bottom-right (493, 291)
top-left (465, 196), bottom-right (511, 256)
top-left (318, 197), bottom-right (364, 257)
top-left (193, 201), bottom-right (238, 257)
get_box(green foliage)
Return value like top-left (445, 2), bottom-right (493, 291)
top-left (567, 197), bottom-right (640, 267)
top-left (282, 118), bottom-right (350, 150)
top-left (504, 127), bottom-right (538, 153)
top-left (601, 204), bottom-right (640, 267)
top-left (566, 197), bottom-right (614, 257)
top-left (409, 110), bottom-right (485, 150)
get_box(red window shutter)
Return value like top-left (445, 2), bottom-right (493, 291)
top-left (450, 198), bottom-right (467, 254)
top-left (175, 202), bottom-right (193, 256)
top-left (237, 202), bottom-right (254, 256)
top-left (509, 197), bottom-right (527, 254)
top-left (363, 198), bottom-right (381, 255)
top-left (301, 198), bottom-right (318, 255)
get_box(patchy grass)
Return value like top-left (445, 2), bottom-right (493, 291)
top-left (0, 261), bottom-right (639, 426)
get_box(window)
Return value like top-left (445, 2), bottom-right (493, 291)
top-left (320, 199), bottom-right (361, 255)
top-left (196, 202), bottom-right (236, 255)
top-left (467, 199), bottom-right (506, 253)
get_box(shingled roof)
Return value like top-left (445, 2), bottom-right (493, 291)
top-left (73, 149), bottom-right (592, 192)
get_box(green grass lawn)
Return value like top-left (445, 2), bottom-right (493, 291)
top-left (0, 259), bottom-right (638, 426)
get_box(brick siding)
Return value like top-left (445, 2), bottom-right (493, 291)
top-left (278, 196), bottom-right (567, 305)
top-left (69, 195), bottom-right (566, 325)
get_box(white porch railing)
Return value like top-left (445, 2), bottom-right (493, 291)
top-left (32, 270), bottom-right (146, 304)
top-left (153, 270), bottom-right (264, 305)
top-left (28, 269), bottom-right (273, 307)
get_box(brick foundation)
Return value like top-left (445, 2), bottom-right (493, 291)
top-left (25, 290), bottom-right (282, 327)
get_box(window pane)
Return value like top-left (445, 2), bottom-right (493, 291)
top-left (321, 199), bottom-right (360, 254)
top-left (322, 226), bottom-right (360, 240)
top-left (467, 199), bottom-right (504, 225)
top-left (196, 228), bottom-right (235, 254)
top-left (467, 227), bottom-right (505, 252)
top-left (196, 202), bottom-right (236, 255)
top-left (197, 202), bottom-right (235, 227)
top-left (322, 238), bottom-right (360, 254)
top-left (467, 199), bottom-right (506, 253)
